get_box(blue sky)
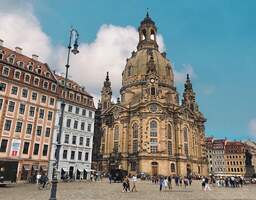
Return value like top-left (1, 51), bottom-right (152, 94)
top-left (1, 0), bottom-right (256, 140)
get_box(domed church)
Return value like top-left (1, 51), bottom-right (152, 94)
top-left (97, 13), bottom-right (208, 177)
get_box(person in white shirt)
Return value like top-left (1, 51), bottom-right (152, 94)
top-left (36, 173), bottom-right (41, 184)
top-left (131, 175), bottom-right (137, 192)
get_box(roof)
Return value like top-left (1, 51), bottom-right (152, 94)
top-left (0, 46), bottom-right (56, 82)
top-left (54, 73), bottom-right (95, 109)
top-left (54, 73), bottom-right (91, 97)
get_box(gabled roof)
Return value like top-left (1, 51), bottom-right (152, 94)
top-left (0, 46), bottom-right (56, 82)
top-left (102, 103), bottom-right (128, 115)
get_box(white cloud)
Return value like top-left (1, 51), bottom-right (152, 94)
top-left (173, 64), bottom-right (196, 84)
top-left (55, 24), bottom-right (166, 98)
top-left (0, 1), bottom-right (195, 104)
top-left (249, 118), bottom-right (256, 137)
top-left (0, 1), bottom-right (53, 62)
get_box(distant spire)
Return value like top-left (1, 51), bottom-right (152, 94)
top-left (106, 71), bottom-right (109, 81)
top-left (185, 73), bottom-right (192, 91)
top-left (186, 73), bottom-right (190, 81)
top-left (146, 8), bottom-right (149, 18)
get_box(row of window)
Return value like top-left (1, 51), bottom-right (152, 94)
top-left (0, 83), bottom-right (55, 105)
top-left (61, 149), bottom-right (89, 161)
top-left (0, 139), bottom-right (48, 156)
top-left (2, 100), bottom-right (54, 120)
top-left (226, 155), bottom-right (245, 159)
top-left (1, 66), bottom-right (56, 91)
top-left (64, 134), bottom-right (91, 147)
top-left (65, 119), bottom-right (92, 132)
top-left (66, 105), bottom-right (93, 118)
top-left (227, 161), bottom-right (243, 166)
top-left (102, 121), bottom-right (176, 154)
top-left (228, 168), bottom-right (244, 172)
top-left (3, 119), bottom-right (51, 137)
top-left (212, 168), bottom-right (225, 172)
top-left (63, 90), bottom-right (93, 106)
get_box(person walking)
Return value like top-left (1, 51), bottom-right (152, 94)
top-left (183, 177), bottom-right (189, 188)
top-left (108, 173), bottom-right (112, 184)
top-left (159, 177), bottom-right (164, 191)
top-left (201, 177), bottom-right (206, 190)
top-left (188, 176), bottom-right (192, 186)
top-left (168, 175), bottom-right (172, 190)
top-left (40, 173), bottom-right (48, 188)
top-left (204, 177), bottom-right (211, 191)
top-left (131, 175), bottom-right (138, 192)
top-left (163, 177), bottom-right (168, 190)
top-left (179, 177), bottom-right (183, 187)
top-left (122, 177), bottom-right (127, 192)
top-left (36, 172), bottom-right (41, 185)
top-left (175, 176), bottom-right (179, 186)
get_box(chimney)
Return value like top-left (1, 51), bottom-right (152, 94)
top-left (32, 54), bottom-right (39, 61)
top-left (15, 47), bottom-right (23, 54)
top-left (0, 39), bottom-right (3, 46)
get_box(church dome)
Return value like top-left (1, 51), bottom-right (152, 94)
top-left (121, 13), bottom-right (174, 89)
top-left (122, 49), bottom-right (174, 87)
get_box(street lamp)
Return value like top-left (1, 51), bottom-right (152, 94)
top-left (49, 28), bottom-right (79, 200)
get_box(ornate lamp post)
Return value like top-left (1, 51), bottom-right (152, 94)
top-left (49, 28), bottom-right (79, 200)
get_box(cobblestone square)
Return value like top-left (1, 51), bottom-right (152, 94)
top-left (0, 180), bottom-right (255, 200)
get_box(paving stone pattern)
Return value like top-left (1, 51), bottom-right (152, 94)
top-left (0, 179), bottom-right (255, 200)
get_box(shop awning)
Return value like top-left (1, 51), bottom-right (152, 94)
top-left (40, 165), bottom-right (48, 171)
top-left (23, 165), bottom-right (30, 171)
top-left (32, 165), bottom-right (39, 171)
top-left (77, 168), bottom-right (83, 172)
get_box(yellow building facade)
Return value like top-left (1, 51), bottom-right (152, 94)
top-left (98, 14), bottom-right (208, 177)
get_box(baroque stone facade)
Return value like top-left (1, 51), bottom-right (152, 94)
top-left (98, 14), bottom-right (208, 177)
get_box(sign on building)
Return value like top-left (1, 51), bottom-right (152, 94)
top-left (10, 139), bottom-right (21, 157)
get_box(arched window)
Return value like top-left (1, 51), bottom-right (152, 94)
top-left (114, 126), bottom-right (119, 140)
top-left (142, 29), bottom-right (146, 40)
top-left (34, 77), bottom-right (40, 86)
top-left (132, 123), bottom-right (138, 139)
top-left (14, 70), bottom-right (21, 79)
top-left (113, 126), bottom-right (119, 152)
top-left (25, 74), bottom-right (30, 83)
top-left (8, 54), bottom-right (15, 64)
top-left (132, 123), bottom-right (138, 153)
top-left (150, 120), bottom-right (158, 153)
top-left (170, 163), bottom-right (175, 173)
top-left (150, 121), bottom-right (157, 137)
top-left (101, 129), bottom-right (105, 153)
top-left (18, 61), bottom-right (24, 68)
top-left (168, 141), bottom-right (172, 155)
top-left (151, 87), bottom-right (156, 96)
top-left (183, 127), bottom-right (189, 155)
top-left (168, 124), bottom-right (172, 139)
top-left (150, 29), bottom-right (155, 40)
top-left (0, 50), bottom-right (4, 60)
top-left (184, 127), bottom-right (188, 142)
top-left (43, 81), bottom-right (48, 89)
top-left (167, 124), bottom-right (173, 155)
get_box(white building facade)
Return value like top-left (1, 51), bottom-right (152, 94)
top-left (48, 74), bottom-right (95, 180)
